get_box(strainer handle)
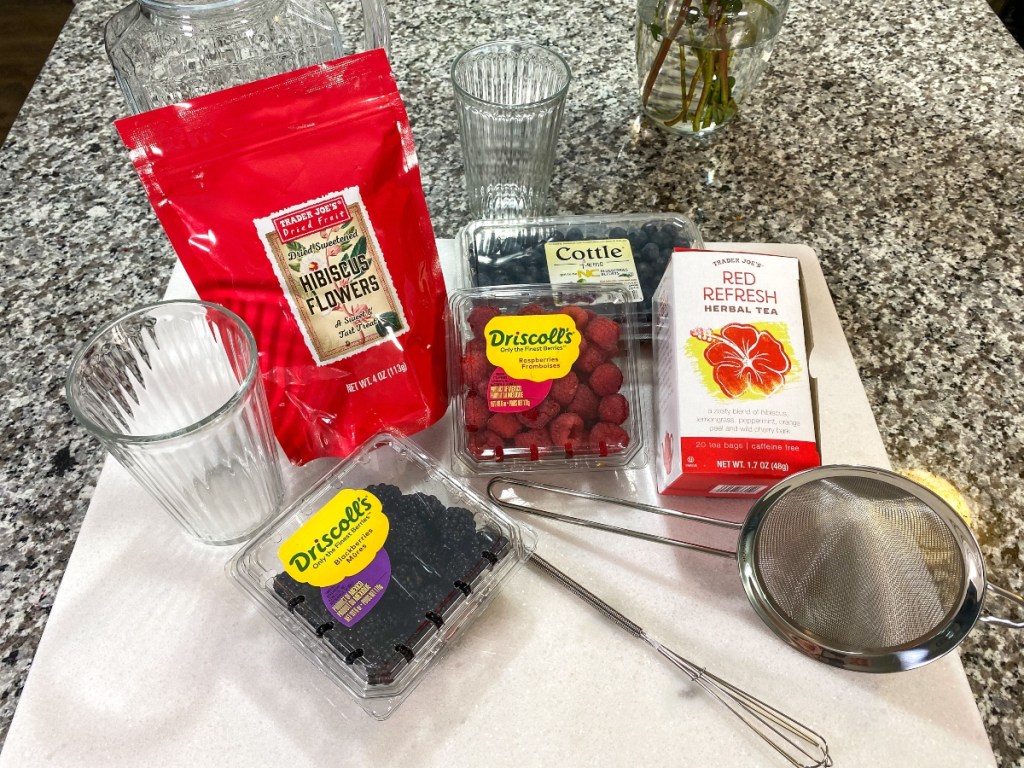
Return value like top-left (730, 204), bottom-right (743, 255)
top-left (486, 476), bottom-right (738, 559)
top-left (980, 583), bottom-right (1024, 629)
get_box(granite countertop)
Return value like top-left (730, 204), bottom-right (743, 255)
top-left (1, 0), bottom-right (1022, 764)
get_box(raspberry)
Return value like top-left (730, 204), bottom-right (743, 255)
top-left (518, 302), bottom-right (548, 315)
top-left (588, 423), bottom-right (630, 455)
top-left (561, 305), bottom-right (589, 331)
top-left (475, 368), bottom-right (496, 396)
top-left (461, 352), bottom-right (491, 390)
top-left (549, 413), bottom-right (585, 451)
top-left (566, 384), bottom-right (599, 423)
top-left (516, 398), bottom-right (561, 429)
top-left (464, 338), bottom-right (486, 357)
top-left (468, 430), bottom-right (504, 460)
top-left (467, 305), bottom-right (500, 338)
top-left (573, 340), bottom-right (607, 375)
top-left (464, 393), bottom-right (489, 431)
top-left (486, 412), bottom-right (522, 439)
top-left (585, 315), bottom-right (621, 353)
top-left (598, 393), bottom-right (629, 424)
top-left (513, 428), bottom-right (551, 450)
top-left (589, 362), bottom-right (623, 396)
top-left (549, 371), bottom-right (579, 406)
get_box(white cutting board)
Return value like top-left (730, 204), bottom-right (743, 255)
top-left (0, 242), bottom-right (995, 767)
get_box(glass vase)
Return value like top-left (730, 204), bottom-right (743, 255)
top-left (635, 0), bottom-right (788, 136)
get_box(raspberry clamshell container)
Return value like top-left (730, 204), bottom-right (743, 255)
top-left (228, 432), bottom-right (536, 720)
top-left (456, 213), bottom-right (704, 338)
top-left (448, 283), bottom-right (646, 474)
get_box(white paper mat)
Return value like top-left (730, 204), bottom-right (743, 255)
top-left (1, 243), bottom-right (995, 767)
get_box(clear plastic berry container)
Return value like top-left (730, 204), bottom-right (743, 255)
top-left (448, 283), bottom-right (645, 473)
top-left (229, 432), bottom-right (536, 719)
top-left (456, 213), bottom-right (704, 339)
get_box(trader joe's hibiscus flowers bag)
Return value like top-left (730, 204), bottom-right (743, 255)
top-left (116, 51), bottom-right (448, 463)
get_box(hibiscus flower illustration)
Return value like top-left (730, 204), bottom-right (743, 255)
top-left (691, 323), bottom-right (791, 398)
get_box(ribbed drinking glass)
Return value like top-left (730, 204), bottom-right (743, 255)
top-left (451, 41), bottom-right (572, 219)
top-left (66, 301), bottom-right (284, 545)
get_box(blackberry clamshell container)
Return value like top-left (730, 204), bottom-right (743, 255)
top-left (229, 433), bottom-right (536, 719)
top-left (456, 213), bottom-right (704, 338)
top-left (448, 283), bottom-right (645, 474)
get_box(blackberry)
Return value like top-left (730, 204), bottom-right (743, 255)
top-left (365, 482), bottom-right (402, 508)
top-left (273, 487), bottom-right (510, 688)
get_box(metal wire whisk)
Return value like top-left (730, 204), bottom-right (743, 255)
top-left (529, 554), bottom-right (832, 767)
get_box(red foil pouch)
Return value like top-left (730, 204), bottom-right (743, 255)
top-left (116, 50), bottom-right (447, 464)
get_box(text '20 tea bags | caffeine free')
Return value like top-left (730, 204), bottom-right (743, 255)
top-left (117, 51), bottom-right (448, 463)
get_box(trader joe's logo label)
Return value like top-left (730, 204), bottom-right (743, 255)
top-left (256, 188), bottom-right (407, 366)
top-left (278, 488), bottom-right (390, 588)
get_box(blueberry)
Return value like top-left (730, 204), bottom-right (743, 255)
top-left (653, 229), bottom-right (674, 249)
top-left (627, 229), bottom-right (648, 248)
top-left (608, 226), bottom-right (628, 239)
top-left (546, 230), bottom-right (566, 243)
top-left (565, 227), bottom-right (584, 241)
top-left (641, 222), bottom-right (659, 238)
top-left (640, 242), bottom-right (661, 262)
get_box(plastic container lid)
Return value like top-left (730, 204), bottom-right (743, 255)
top-left (447, 283), bottom-right (646, 473)
top-left (229, 432), bottom-right (536, 719)
top-left (456, 213), bottom-right (704, 338)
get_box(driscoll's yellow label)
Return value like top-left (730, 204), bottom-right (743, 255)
top-left (278, 489), bottom-right (389, 588)
top-left (484, 313), bottom-right (581, 382)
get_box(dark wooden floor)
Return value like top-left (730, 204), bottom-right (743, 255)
top-left (0, 0), bottom-right (74, 146)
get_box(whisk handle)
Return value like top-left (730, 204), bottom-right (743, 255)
top-left (528, 554), bottom-right (644, 639)
top-left (980, 582), bottom-right (1024, 629)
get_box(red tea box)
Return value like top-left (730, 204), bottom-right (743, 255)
top-left (652, 250), bottom-right (820, 497)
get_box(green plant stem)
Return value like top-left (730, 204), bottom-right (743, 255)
top-left (641, 0), bottom-right (694, 107)
top-left (691, 49), bottom-right (714, 131)
top-left (663, 45), bottom-right (689, 126)
top-left (718, 50), bottom-right (728, 105)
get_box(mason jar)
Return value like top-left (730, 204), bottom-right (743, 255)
top-left (105, 0), bottom-right (390, 114)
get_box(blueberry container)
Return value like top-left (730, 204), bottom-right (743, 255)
top-left (448, 283), bottom-right (645, 474)
top-left (456, 213), bottom-right (704, 338)
top-left (229, 432), bottom-right (536, 719)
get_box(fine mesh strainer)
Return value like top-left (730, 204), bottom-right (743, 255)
top-left (487, 465), bottom-right (1024, 673)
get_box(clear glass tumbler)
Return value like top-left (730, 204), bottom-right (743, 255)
top-left (451, 41), bottom-right (572, 219)
top-left (66, 301), bottom-right (285, 545)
